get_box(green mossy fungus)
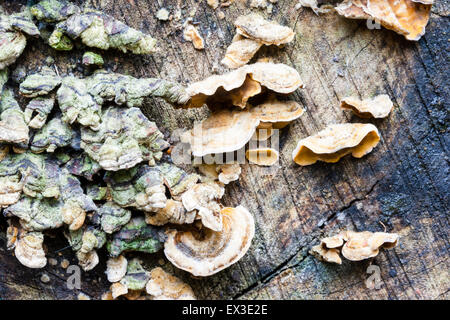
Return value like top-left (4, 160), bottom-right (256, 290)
top-left (107, 217), bottom-right (165, 257)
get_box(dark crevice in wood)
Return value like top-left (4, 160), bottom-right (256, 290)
top-left (233, 246), bottom-right (309, 300)
top-left (319, 178), bottom-right (381, 230)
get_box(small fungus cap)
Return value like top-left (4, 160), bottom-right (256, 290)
top-left (310, 244), bottom-right (342, 265)
top-left (341, 231), bottom-right (399, 261)
top-left (246, 62), bottom-right (304, 94)
top-left (292, 123), bottom-right (381, 166)
top-left (221, 37), bottom-right (262, 69)
top-left (246, 148), bottom-right (279, 166)
top-left (181, 182), bottom-right (225, 231)
top-left (15, 232), bottom-right (47, 268)
top-left (146, 267), bottom-right (196, 300)
top-left (336, 0), bottom-right (432, 41)
top-left (234, 13), bottom-right (295, 45)
top-left (340, 94), bottom-right (393, 118)
top-left (106, 255), bottom-right (128, 283)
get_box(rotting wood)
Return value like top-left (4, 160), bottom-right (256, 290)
top-left (0, 0), bottom-right (448, 300)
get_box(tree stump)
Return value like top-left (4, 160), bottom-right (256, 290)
top-left (0, 0), bottom-right (448, 300)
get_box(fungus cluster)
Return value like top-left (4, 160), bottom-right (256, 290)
top-left (291, 93), bottom-right (393, 166)
top-left (0, 0), bottom-right (413, 299)
top-left (0, 0), bottom-right (258, 300)
top-left (335, 0), bottom-right (433, 41)
top-left (104, 257), bottom-right (196, 300)
top-left (222, 14), bottom-right (295, 69)
top-left (32, 0), bottom-right (157, 53)
top-left (0, 7), bottom-right (39, 69)
top-left (340, 94), bottom-right (393, 119)
top-left (310, 231), bottom-right (400, 264)
top-left (181, 62), bottom-right (305, 161)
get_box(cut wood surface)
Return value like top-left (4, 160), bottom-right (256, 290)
top-left (0, 0), bottom-right (448, 300)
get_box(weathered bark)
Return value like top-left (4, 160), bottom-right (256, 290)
top-left (0, 0), bottom-right (448, 300)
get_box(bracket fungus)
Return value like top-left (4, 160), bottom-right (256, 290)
top-left (146, 267), bottom-right (196, 300)
top-left (184, 98), bottom-right (304, 157)
top-left (104, 165), bottom-right (167, 212)
top-left (106, 255), bottom-right (128, 283)
top-left (234, 13), bottom-right (295, 45)
top-left (181, 183), bottom-right (225, 231)
top-left (335, 0), bottom-right (432, 41)
top-left (62, 198), bottom-right (87, 231)
top-left (6, 167), bottom-right (96, 232)
top-left (250, 98), bottom-right (305, 124)
top-left (156, 163), bottom-right (200, 198)
top-left (53, 70), bottom-right (188, 130)
top-left (246, 147), bottom-right (279, 166)
top-left (0, 0), bottom-right (406, 297)
top-left (98, 202), bottom-right (132, 234)
top-left (222, 14), bottom-right (294, 69)
top-left (30, 0), bottom-right (80, 23)
top-left (0, 88), bottom-right (29, 148)
top-left (6, 218), bottom-right (22, 250)
top-left (182, 109), bottom-right (260, 157)
top-left (110, 282), bottom-right (128, 299)
top-left (107, 216), bottom-right (165, 257)
top-left (64, 153), bottom-right (102, 181)
top-left (77, 250), bottom-right (100, 271)
top-left (310, 234), bottom-right (346, 264)
top-left (0, 173), bottom-right (23, 208)
top-left (164, 206), bottom-right (255, 276)
top-left (341, 231), bottom-right (400, 261)
top-left (2, 157), bottom-right (96, 232)
top-left (85, 70), bottom-right (190, 108)
top-left (4, 196), bottom-right (64, 232)
top-left (56, 76), bottom-right (101, 130)
top-left (46, 8), bottom-right (157, 54)
top-left (311, 231), bottom-right (400, 264)
top-left (0, 2), bottom-right (277, 296)
top-left (250, 98), bottom-right (304, 140)
top-left (292, 123), bottom-right (381, 166)
top-left (120, 258), bottom-right (150, 291)
top-left (195, 164), bottom-right (220, 182)
top-left (82, 51), bottom-right (104, 67)
top-left (60, 170), bottom-right (98, 231)
top-left (217, 163), bottom-right (242, 184)
top-left (340, 94), bottom-right (393, 118)
top-left (0, 152), bottom-right (59, 201)
top-left (221, 35), bottom-right (263, 69)
top-left (30, 116), bottom-right (74, 153)
top-left (145, 199), bottom-right (196, 226)
top-left (19, 66), bottom-right (62, 98)
top-left (65, 226), bottom-right (106, 271)
top-left (0, 9), bottom-right (39, 69)
top-left (14, 231), bottom-right (47, 269)
top-left (185, 62), bottom-right (303, 109)
top-left (310, 243), bottom-right (343, 264)
top-left (0, 31), bottom-right (26, 71)
top-left (80, 107), bottom-right (169, 171)
top-left (24, 96), bottom-right (55, 129)
top-left (66, 226), bottom-right (107, 253)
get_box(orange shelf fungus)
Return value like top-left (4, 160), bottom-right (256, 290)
top-left (292, 123), bottom-right (381, 166)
